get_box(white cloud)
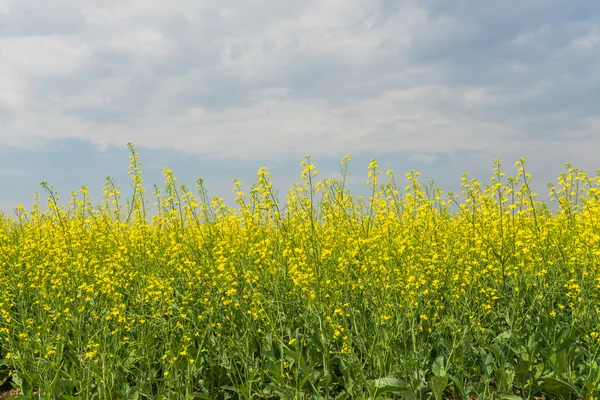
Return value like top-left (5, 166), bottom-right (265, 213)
top-left (568, 24), bottom-right (599, 51)
top-left (0, 67), bottom-right (24, 111)
top-left (0, 1), bottom-right (9, 16)
top-left (0, 35), bottom-right (89, 76)
top-left (0, 0), bottom-right (598, 166)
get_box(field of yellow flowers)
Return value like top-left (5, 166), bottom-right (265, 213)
top-left (1, 144), bottom-right (600, 399)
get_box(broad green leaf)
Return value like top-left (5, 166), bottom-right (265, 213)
top-left (554, 350), bottom-right (569, 377)
top-left (189, 393), bottom-right (212, 400)
top-left (429, 375), bottom-right (448, 400)
top-left (432, 356), bottom-right (446, 377)
top-left (494, 391), bottom-right (523, 400)
top-left (495, 331), bottom-right (512, 342)
top-left (536, 377), bottom-right (582, 399)
top-left (497, 367), bottom-right (515, 390)
top-left (369, 377), bottom-right (410, 397)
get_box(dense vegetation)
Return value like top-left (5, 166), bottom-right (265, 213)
top-left (1, 144), bottom-right (600, 399)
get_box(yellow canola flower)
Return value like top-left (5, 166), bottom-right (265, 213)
top-left (0, 149), bottom-right (599, 397)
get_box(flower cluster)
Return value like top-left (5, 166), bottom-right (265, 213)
top-left (1, 147), bottom-right (600, 398)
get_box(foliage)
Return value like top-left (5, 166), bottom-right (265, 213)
top-left (1, 144), bottom-right (600, 399)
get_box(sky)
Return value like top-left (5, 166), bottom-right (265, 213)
top-left (1, 0), bottom-right (599, 213)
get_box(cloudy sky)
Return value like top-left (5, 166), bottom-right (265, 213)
top-left (1, 0), bottom-right (599, 212)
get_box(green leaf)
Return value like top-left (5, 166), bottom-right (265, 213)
top-left (371, 377), bottom-right (404, 388)
top-left (495, 331), bottom-right (512, 342)
top-left (533, 362), bottom-right (545, 380)
top-left (535, 377), bottom-right (582, 399)
top-left (494, 391), bottom-right (523, 400)
top-left (432, 356), bottom-right (446, 377)
top-left (189, 394), bottom-right (212, 400)
top-left (368, 377), bottom-right (410, 397)
top-left (553, 350), bottom-right (569, 378)
top-left (497, 367), bottom-right (515, 390)
top-left (514, 359), bottom-right (532, 386)
top-left (11, 372), bottom-right (31, 396)
top-left (124, 387), bottom-right (140, 400)
top-left (447, 374), bottom-right (467, 399)
top-left (429, 375), bottom-right (448, 400)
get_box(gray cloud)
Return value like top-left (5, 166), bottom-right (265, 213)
top-left (0, 0), bottom-right (598, 168)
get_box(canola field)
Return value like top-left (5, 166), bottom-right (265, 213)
top-left (1, 144), bottom-right (600, 399)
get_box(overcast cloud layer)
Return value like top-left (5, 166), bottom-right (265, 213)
top-left (0, 0), bottom-right (599, 210)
